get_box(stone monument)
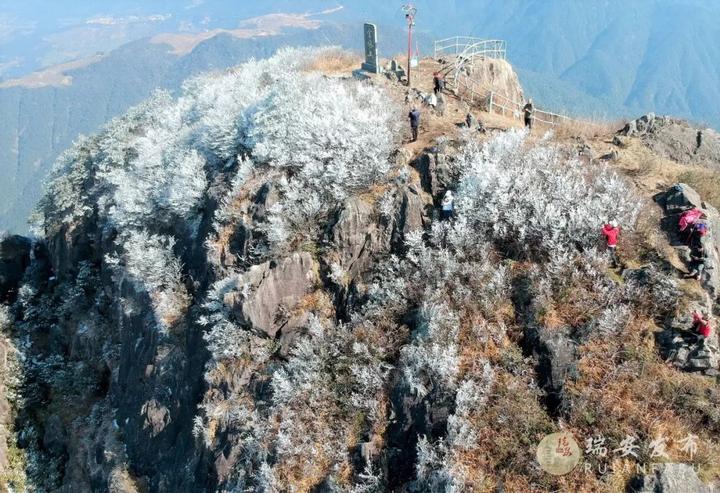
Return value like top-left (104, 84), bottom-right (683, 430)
top-left (361, 23), bottom-right (380, 73)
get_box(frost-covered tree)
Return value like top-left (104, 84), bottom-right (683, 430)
top-left (454, 130), bottom-right (641, 261)
top-left (110, 231), bottom-right (189, 331)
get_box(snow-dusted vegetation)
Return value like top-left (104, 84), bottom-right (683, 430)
top-left (7, 48), bottom-right (720, 493)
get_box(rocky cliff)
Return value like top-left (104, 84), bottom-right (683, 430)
top-left (1, 48), bottom-right (719, 493)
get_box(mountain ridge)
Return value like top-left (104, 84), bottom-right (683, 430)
top-left (1, 47), bottom-right (720, 492)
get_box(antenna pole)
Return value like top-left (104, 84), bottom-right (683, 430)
top-left (403, 4), bottom-right (417, 86)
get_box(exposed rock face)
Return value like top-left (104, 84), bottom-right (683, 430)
top-left (0, 337), bottom-right (13, 474)
top-left (0, 234), bottom-right (32, 302)
top-left (330, 197), bottom-right (387, 282)
top-left (414, 151), bottom-right (452, 200)
top-left (620, 113), bottom-right (720, 167)
top-left (657, 327), bottom-right (720, 375)
top-left (525, 325), bottom-right (577, 415)
top-left (657, 183), bottom-right (720, 298)
top-left (628, 463), bottom-right (714, 493)
top-left (461, 57), bottom-right (525, 108)
top-left (250, 182), bottom-right (279, 222)
top-left (385, 367), bottom-right (456, 490)
top-left (391, 184), bottom-right (432, 251)
top-left (226, 252), bottom-right (319, 338)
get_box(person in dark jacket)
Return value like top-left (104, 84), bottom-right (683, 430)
top-left (687, 223), bottom-right (709, 280)
top-left (409, 108), bottom-right (421, 142)
top-left (523, 99), bottom-right (534, 129)
top-left (433, 72), bottom-right (441, 94)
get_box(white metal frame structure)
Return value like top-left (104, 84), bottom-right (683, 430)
top-left (434, 37), bottom-right (506, 60)
top-left (437, 36), bottom-right (571, 127)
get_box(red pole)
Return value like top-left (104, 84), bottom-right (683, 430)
top-left (407, 21), bottom-right (412, 86)
top-left (403, 5), bottom-right (416, 86)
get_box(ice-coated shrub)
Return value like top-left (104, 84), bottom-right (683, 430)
top-left (36, 47), bottom-right (391, 240)
top-left (400, 301), bottom-right (461, 397)
top-left (184, 47), bottom-right (332, 162)
top-left (455, 129), bottom-right (641, 260)
top-left (415, 436), bottom-right (456, 492)
top-left (200, 274), bottom-right (273, 364)
top-left (114, 231), bottom-right (189, 330)
top-left (32, 136), bottom-right (97, 234)
top-left (245, 71), bottom-right (398, 197)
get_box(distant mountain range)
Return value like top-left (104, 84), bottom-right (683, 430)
top-left (2, 0), bottom-right (720, 233)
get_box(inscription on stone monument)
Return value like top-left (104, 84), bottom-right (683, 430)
top-left (361, 23), bottom-right (379, 73)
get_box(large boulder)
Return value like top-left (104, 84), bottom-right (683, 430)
top-left (657, 327), bottom-right (720, 375)
top-left (620, 113), bottom-right (657, 137)
top-left (464, 57), bottom-right (525, 109)
top-left (391, 184), bottom-right (433, 252)
top-left (225, 252), bottom-right (319, 338)
top-left (413, 151), bottom-right (452, 200)
top-left (657, 184), bottom-right (720, 297)
top-left (628, 463), bottom-right (715, 493)
top-left (330, 197), bottom-right (389, 282)
top-left (0, 234), bottom-right (32, 302)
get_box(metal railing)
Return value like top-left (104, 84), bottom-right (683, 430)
top-left (434, 37), bottom-right (506, 60)
top-left (487, 91), bottom-right (570, 126)
top-left (452, 72), bottom-right (571, 127)
top-left (436, 35), bottom-right (570, 127)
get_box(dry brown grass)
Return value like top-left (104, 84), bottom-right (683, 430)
top-left (302, 49), bottom-right (362, 74)
top-left (293, 290), bottom-right (335, 319)
top-left (613, 138), bottom-right (675, 185)
top-left (677, 167), bottom-right (720, 210)
top-left (566, 323), bottom-right (720, 482)
top-left (554, 117), bottom-right (625, 141)
top-left (613, 138), bottom-right (720, 210)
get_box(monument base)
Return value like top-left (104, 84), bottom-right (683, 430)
top-left (361, 62), bottom-right (380, 74)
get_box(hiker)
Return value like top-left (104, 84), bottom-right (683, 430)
top-left (687, 245), bottom-right (707, 280)
top-left (687, 222), bottom-right (709, 279)
top-left (601, 221), bottom-right (620, 267)
top-left (408, 107), bottom-right (421, 142)
top-left (426, 92), bottom-right (437, 109)
top-left (441, 190), bottom-right (454, 220)
top-left (692, 311), bottom-right (712, 344)
top-left (466, 112), bottom-right (478, 130)
top-left (679, 207), bottom-right (706, 242)
top-left (433, 72), bottom-right (442, 94)
top-left (523, 99), bottom-right (534, 129)
top-left (688, 221), bottom-right (709, 252)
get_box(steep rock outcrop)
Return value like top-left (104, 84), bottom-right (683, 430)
top-left (621, 113), bottom-right (720, 167)
top-left (524, 325), bottom-right (577, 415)
top-left (391, 184), bottom-right (433, 252)
top-left (0, 235), bottom-right (32, 302)
top-left (657, 183), bottom-right (720, 298)
top-left (413, 151), bottom-right (452, 200)
top-left (459, 57), bottom-right (525, 108)
top-left (330, 197), bottom-right (387, 282)
top-left (225, 252), bottom-right (319, 339)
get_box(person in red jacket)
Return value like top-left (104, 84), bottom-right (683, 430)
top-left (692, 312), bottom-right (712, 344)
top-left (693, 312), bottom-right (712, 339)
top-left (601, 221), bottom-right (620, 267)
